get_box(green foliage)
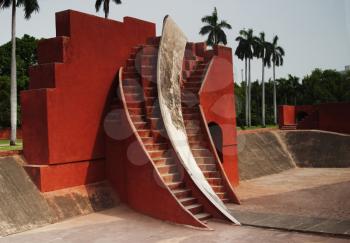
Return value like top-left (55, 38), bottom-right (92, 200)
top-left (0, 139), bottom-right (23, 151)
top-left (235, 69), bottom-right (350, 127)
top-left (0, 34), bottom-right (39, 127)
top-left (199, 7), bottom-right (232, 46)
top-left (95, 0), bottom-right (122, 19)
top-left (235, 29), bottom-right (255, 61)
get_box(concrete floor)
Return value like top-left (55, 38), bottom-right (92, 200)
top-left (227, 168), bottom-right (350, 236)
top-left (2, 206), bottom-right (348, 243)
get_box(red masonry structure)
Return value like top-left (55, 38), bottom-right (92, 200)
top-left (21, 10), bottom-right (156, 192)
top-left (278, 103), bottom-right (350, 134)
top-left (21, 11), bottom-right (240, 228)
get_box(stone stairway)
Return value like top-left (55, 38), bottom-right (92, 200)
top-left (114, 37), bottom-right (211, 222)
top-left (180, 43), bottom-right (237, 203)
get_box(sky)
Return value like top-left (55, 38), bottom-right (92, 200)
top-left (0, 0), bottom-right (349, 83)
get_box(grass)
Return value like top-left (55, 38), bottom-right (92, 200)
top-left (237, 124), bottom-right (278, 131)
top-left (0, 139), bottom-right (23, 151)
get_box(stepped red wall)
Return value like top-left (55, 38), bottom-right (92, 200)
top-left (278, 103), bottom-right (350, 134)
top-left (199, 46), bottom-right (239, 186)
top-left (21, 10), bottom-right (155, 192)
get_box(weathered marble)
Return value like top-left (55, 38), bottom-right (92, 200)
top-left (156, 16), bottom-right (239, 224)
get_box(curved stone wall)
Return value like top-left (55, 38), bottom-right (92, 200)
top-left (157, 16), bottom-right (239, 224)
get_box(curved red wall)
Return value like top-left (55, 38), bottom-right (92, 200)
top-left (199, 46), bottom-right (239, 186)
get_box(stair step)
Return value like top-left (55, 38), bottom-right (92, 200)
top-left (130, 115), bottom-right (146, 122)
top-left (198, 163), bottom-right (217, 171)
top-left (157, 164), bottom-right (178, 174)
top-left (182, 107), bottom-right (200, 114)
top-left (173, 188), bottom-right (191, 199)
top-left (128, 107), bottom-right (145, 115)
top-left (212, 185), bottom-right (226, 193)
top-left (162, 172), bottom-right (181, 183)
top-left (146, 36), bottom-right (161, 46)
top-left (141, 66), bottom-right (156, 76)
top-left (166, 181), bottom-right (184, 190)
top-left (191, 148), bottom-right (212, 157)
top-left (216, 192), bottom-right (228, 200)
top-left (133, 122), bottom-right (148, 129)
top-left (221, 198), bottom-right (230, 203)
top-left (141, 55), bottom-right (157, 66)
top-left (207, 177), bottom-right (223, 186)
top-left (202, 170), bottom-right (220, 178)
top-left (187, 134), bottom-right (205, 142)
top-left (142, 45), bottom-right (158, 55)
top-left (195, 212), bottom-right (211, 221)
top-left (148, 150), bottom-right (168, 158)
top-left (124, 71), bottom-right (140, 79)
top-left (126, 59), bottom-right (135, 66)
top-left (194, 157), bottom-right (215, 164)
top-left (179, 197), bottom-right (197, 206)
top-left (137, 129), bottom-right (152, 137)
top-left (144, 143), bottom-right (168, 150)
top-left (185, 204), bottom-right (203, 214)
top-left (153, 157), bottom-right (175, 165)
top-left (189, 142), bottom-right (209, 149)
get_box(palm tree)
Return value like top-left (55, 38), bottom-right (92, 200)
top-left (271, 35), bottom-right (285, 124)
top-left (255, 32), bottom-right (272, 127)
top-left (235, 29), bottom-right (256, 126)
top-left (95, 0), bottom-right (121, 19)
top-left (199, 7), bottom-right (232, 47)
top-left (0, 0), bottom-right (39, 146)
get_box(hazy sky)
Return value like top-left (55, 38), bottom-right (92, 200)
top-left (0, 0), bottom-right (349, 83)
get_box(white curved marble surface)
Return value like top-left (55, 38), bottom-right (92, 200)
top-left (156, 16), bottom-right (239, 225)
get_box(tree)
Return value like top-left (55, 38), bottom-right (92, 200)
top-left (271, 35), bottom-right (285, 124)
top-left (199, 7), bottom-right (232, 47)
top-left (255, 32), bottom-right (272, 127)
top-left (95, 0), bottom-right (121, 19)
top-left (235, 29), bottom-right (257, 126)
top-left (0, 0), bottom-right (39, 145)
top-left (0, 35), bottom-right (39, 128)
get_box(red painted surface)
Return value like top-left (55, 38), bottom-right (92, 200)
top-left (199, 46), bottom-right (239, 186)
top-left (105, 77), bottom-right (208, 228)
top-left (278, 103), bottom-right (350, 134)
top-left (278, 105), bottom-right (295, 126)
top-left (24, 159), bottom-right (105, 192)
top-left (0, 128), bottom-right (22, 140)
top-left (21, 10), bottom-right (155, 191)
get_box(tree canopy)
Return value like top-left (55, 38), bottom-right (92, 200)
top-left (0, 34), bottom-right (39, 127)
top-left (235, 69), bottom-right (350, 127)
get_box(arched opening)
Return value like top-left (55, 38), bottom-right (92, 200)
top-left (296, 111), bottom-right (308, 122)
top-left (208, 122), bottom-right (223, 163)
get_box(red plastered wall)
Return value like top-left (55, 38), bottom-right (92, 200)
top-left (199, 46), bottom-right (239, 186)
top-left (278, 105), bottom-right (296, 126)
top-left (278, 103), bottom-right (350, 134)
top-left (21, 10), bottom-right (155, 165)
top-left (20, 10), bottom-right (155, 192)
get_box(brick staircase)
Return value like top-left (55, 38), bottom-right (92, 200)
top-left (113, 37), bottom-right (211, 223)
top-left (180, 44), bottom-right (239, 204)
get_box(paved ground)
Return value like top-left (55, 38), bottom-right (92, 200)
top-left (227, 168), bottom-right (350, 236)
top-left (2, 206), bottom-right (348, 243)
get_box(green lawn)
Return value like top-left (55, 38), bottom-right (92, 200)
top-left (0, 139), bottom-right (23, 151)
top-left (237, 124), bottom-right (278, 131)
